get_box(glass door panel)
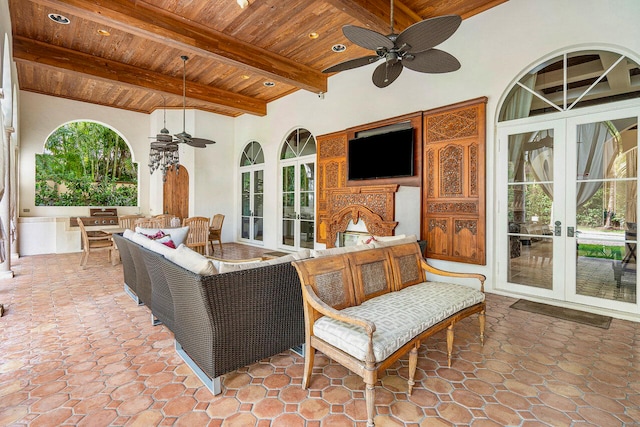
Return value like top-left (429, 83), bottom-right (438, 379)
top-left (569, 114), bottom-right (638, 309)
top-left (280, 159), bottom-right (316, 250)
top-left (239, 168), bottom-right (264, 244)
top-left (253, 170), bottom-right (263, 242)
top-left (504, 124), bottom-right (563, 299)
top-left (241, 171), bottom-right (251, 240)
top-left (299, 163), bottom-right (315, 249)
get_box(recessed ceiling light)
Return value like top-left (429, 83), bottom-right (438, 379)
top-left (263, 81), bottom-right (276, 87)
top-left (241, 75), bottom-right (250, 80)
top-left (97, 29), bottom-right (111, 36)
top-left (48, 13), bottom-right (70, 25)
top-left (308, 32), bottom-right (319, 39)
top-left (332, 44), bottom-right (346, 53)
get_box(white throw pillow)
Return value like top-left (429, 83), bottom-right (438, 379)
top-left (128, 231), bottom-right (153, 247)
top-left (135, 226), bottom-right (190, 246)
top-left (292, 248), bottom-right (311, 260)
top-left (371, 235), bottom-right (418, 248)
top-left (165, 244), bottom-right (217, 275)
top-left (311, 243), bottom-right (375, 258)
top-left (218, 254), bottom-right (298, 273)
top-left (142, 238), bottom-right (175, 257)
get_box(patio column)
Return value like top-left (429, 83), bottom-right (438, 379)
top-left (0, 125), bottom-right (14, 279)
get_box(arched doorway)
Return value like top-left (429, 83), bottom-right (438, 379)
top-left (279, 128), bottom-right (316, 250)
top-left (163, 165), bottom-right (189, 221)
top-left (496, 48), bottom-right (640, 314)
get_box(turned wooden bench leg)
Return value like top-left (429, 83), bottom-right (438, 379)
top-left (479, 309), bottom-right (486, 345)
top-left (302, 342), bottom-right (315, 389)
top-left (365, 380), bottom-right (376, 427)
top-left (447, 323), bottom-right (454, 368)
top-left (407, 342), bottom-right (419, 395)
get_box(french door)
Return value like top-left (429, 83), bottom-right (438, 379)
top-left (498, 107), bottom-right (639, 314)
top-left (280, 157), bottom-right (315, 250)
top-left (240, 166), bottom-right (264, 244)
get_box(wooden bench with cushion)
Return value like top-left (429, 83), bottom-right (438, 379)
top-left (292, 241), bottom-right (486, 427)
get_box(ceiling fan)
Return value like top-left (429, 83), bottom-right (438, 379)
top-left (323, 0), bottom-right (462, 88)
top-left (174, 55), bottom-right (216, 148)
top-left (149, 56), bottom-right (216, 149)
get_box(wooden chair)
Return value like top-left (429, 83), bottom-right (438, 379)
top-left (119, 214), bottom-right (143, 231)
top-left (77, 218), bottom-right (116, 269)
top-left (208, 214), bottom-right (225, 256)
top-left (153, 214), bottom-right (176, 228)
top-left (183, 216), bottom-right (210, 255)
top-left (135, 217), bottom-right (163, 229)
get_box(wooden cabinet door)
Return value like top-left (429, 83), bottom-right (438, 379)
top-left (422, 98), bottom-right (486, 265)
top-left (316, 132), bottom-right (348, 244)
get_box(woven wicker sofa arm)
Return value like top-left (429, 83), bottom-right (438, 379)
top-left (302, 284), bottom-right (376, 336)
top-left (420, 259), bottom-right (486, 292)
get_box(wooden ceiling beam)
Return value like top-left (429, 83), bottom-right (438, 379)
top-left (29, 0), bottom-right (327, 94)
top-left (325, 0), bottom-right (421, 34)
top-left (12, 36), bottom-right (267, 116)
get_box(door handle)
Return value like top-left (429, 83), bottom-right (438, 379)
top-left (554, 220), bottom-right (562, 236)
top-left (567, 226), bottom-right (575, 237)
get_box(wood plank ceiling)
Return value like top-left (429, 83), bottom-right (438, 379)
top-left (9, 0), bottom-right (508, 117)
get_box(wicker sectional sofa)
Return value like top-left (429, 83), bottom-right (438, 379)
top-left (113, 231), bottom-right (306, 394)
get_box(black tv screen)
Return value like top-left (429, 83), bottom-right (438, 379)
top-left (348, 128), bottom-right (414, 180)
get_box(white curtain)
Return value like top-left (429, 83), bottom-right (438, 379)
top-left (506, 74), bottom-right (537, 180)
top-left (528, 122), bottom-right (617, 208)
top-left (626, 147), bottom-right (637, 225)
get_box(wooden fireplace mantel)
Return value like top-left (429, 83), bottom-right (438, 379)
top-left (325, 185), bottom-right (398, 248)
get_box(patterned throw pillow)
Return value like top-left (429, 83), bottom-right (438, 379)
top-left (141, 230), bottom-right (176, 248)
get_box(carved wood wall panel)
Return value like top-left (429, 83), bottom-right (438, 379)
top-left (316, 132), bottom-right (348, 243)
top-left (325, 185), bottom-right (399, 248)
top-left (422, 97), bottom-right (486, 265)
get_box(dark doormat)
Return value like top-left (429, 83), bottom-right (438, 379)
top-left (510, 299), bottom-right (612, 329)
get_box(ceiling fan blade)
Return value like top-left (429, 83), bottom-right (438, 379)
top-left (174, 131), bottom-right (191, 141)
top-left (372, 61), bottom-right (403, 88)
top-left (185, 140), bottom-right (208, 148)
top-left (402, 49), bottom-right (461, 73)
top-left (396, 15), bottom-right (462, 54)
top-left (343, 25), bottom-right (394, 51)
top-left (323, 55), bottom-right (380, 73)
top-left (189, 137), bottom-right (216, 146)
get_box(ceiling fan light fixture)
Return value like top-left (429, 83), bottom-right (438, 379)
top-left (331, 44), bottom-right (346, 53)
top-left (48, 13), bottom-right (70, 24)
top-left (237, 0), bottom-right (249, 8)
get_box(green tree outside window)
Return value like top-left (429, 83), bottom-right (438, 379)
top-left (36, 121), bottom-right (138, 206)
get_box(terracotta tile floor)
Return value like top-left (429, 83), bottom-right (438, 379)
top-left (1, 244), bottom-right (639, 426)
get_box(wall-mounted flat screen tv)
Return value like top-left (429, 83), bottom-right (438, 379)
top-left (348, 127), bottom-right (414, 180)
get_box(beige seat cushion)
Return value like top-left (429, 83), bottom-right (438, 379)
top-left (313, 282), bottom-right (485, 362)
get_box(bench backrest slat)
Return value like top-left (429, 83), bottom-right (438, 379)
top-left (293, 255), bottom-right (357, 312)
top-left (346, 248), bottom-right (395, 304)
top-left (386, 242), bottom-right (426, 291)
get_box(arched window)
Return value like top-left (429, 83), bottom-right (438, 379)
top-left (239, 141), bottom-right (264, 243)
top-left (35, 121), bottom-right (138, 206)
top-left (280, 128), bottom-right (316, 160)
top-left (280, 128), bottom-right (316, 249)
top-left (500, 49), bottom-right (640, 122)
